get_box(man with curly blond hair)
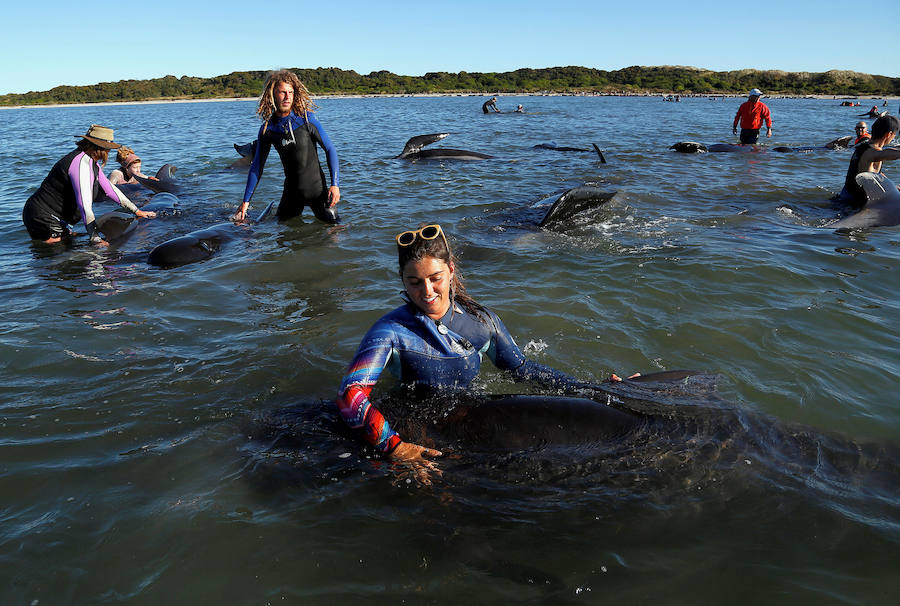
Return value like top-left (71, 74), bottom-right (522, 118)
top-left (235, 70), bottom-right (341, 223)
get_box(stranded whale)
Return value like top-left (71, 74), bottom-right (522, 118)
top-left (396, 133), bottom-right (493, 161)
top-left (830, 172), bottom-right (900, 229)
top-left (147, 201), bottom-right (274, 268)
top-left (539, 185), bottom-right (621, 229)
top-left (670, 136), bottom-right (855, 154)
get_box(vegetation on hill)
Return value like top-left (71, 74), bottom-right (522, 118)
top-left (1, 66), bottom-right (896, 106)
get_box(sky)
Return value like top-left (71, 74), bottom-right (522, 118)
top-left (1, 0), bottom-right (897, 95)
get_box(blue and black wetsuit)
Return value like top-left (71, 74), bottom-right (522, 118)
top-left (243, 111), bottom-right (340, 223)
top-left (337, 301), bottom-right (584, 453)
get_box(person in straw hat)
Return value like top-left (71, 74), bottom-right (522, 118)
top-left (22, 125), bottom-right (156, 245)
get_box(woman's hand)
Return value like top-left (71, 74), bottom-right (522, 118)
top-left (135, 209), bottom-right (156, 219)
top-left (389, 441), bottom-right (443, 486)
top-left (327, 186), bottom-right (340, 207)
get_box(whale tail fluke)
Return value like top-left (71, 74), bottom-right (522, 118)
top-left (592, 144), bottom-right (607, 163)
top-left (397, 133), bottom-right (450, 158)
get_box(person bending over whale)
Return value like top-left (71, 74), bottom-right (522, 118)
top-left (336, 224), bottom-right (635, 477)
top-left (234, 70), bottom-right (340, 224)
top-left (22, 124), bottom-right (156, 245)
top-left (838, 114), bottom-right (900, 207)
top-left (732, 89), bottom-right (772, 144)
top-left (482, 96), bottom-right (500, 114)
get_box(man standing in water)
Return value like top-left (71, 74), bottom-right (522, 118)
top-left (482, 96), bottom-right (500, 113)
top-left (732, 89), bottom-right (772, 144)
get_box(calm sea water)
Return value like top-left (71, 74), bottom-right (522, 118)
top-left (1, 95), bottom-right (898, 605)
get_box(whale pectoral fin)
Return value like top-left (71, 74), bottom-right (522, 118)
top-left (96, 211), bottom-right (136, 241)
top-left (593, 144), bottom-right (607, 164)
top-left (254, 201), bottom-right (276, 223)
top-left (399, 133), bottom-right (450, 158)
top-left (855, 172), bottom-right (891, 201)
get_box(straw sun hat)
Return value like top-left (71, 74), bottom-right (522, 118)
top-left (74, 124), bottom-right (121, 149)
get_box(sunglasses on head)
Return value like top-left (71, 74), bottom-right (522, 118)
top-left (396, 224), bottom-right (446, 247)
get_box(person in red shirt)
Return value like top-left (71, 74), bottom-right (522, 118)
top-left (732, 88), bottom-right (773, 144)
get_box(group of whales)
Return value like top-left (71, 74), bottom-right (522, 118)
top-left (101, 130), bottom-right (899, 268)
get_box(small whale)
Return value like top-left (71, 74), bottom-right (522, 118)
top-left (670, 141), bottom-right (708, 153)
top-left (533, 143), bottom-right (606, 163)
top-left (147, 201), bottom-right (274, 268)
top-left (396, 133), bottom-right (493, 161)
top-left (830, 172), bottom-right (900, 230)
top-left (539, 185), bottom-right (621, 229)
top-left (671, 138), bottom-right (855, 154)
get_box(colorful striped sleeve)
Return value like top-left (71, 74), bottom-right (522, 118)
top-left (336, 325), bottom-right (400, 453)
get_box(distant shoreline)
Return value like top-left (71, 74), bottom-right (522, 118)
top-left (0, 91), bottom-right (893, 110)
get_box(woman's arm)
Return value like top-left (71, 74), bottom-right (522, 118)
top-left (336, 327), bottom-right (401, 453)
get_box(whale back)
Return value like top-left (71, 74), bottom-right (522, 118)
top-left (539, 186), bottom-right (619, 229)
top-left (831, 172), bottom-right (900, 229)
top-left (135, 163), bottom-right (180, 194)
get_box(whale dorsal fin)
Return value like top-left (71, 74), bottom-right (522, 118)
top-left (398, 133), bottom-right (449, 158)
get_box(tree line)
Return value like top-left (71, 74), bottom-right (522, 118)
top-left (2, 66), bottom-right (897, 106)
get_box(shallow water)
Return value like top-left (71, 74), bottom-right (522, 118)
top-left (1, 95), bottom-right (898, 604)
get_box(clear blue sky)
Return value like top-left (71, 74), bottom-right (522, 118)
top-left (2, 0), bottom-right (897, 95)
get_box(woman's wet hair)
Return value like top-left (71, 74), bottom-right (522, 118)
top-left (397, 227), bottom-right (487, 319)
top-left (76, 139), bottom-right (108, 165)
top-left (256, 69), bottom-right (317, 121)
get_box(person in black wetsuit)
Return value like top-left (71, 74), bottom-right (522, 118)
top-left (234, 70), bottom-right (341, 223)
top-left (482, 96), bottom-right (500, 113)
top-left (838, 114), bottom-right (900, 207)
top-left (22, 124), bottom-right (156, 245)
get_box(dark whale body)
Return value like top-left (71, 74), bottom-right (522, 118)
top-left (396, 133), bottom-right (493, 161)
top-left (534, 143), bottom-right (607, 163)
top-left (539, 185), bottom-right (621, 229)
top-left (830, 173), bottom-right (900, 229)
top-left (671, 135), bottom-right (855, 154)
top-left (147, 201), bottom-right (274, 268)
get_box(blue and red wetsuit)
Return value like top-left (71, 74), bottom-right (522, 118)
top-left (243, 111), bottom-right (340, 223)
top-left (23, 149), bottom-right (138, 241)
top-left (337, 301), bottom-right (584, 454)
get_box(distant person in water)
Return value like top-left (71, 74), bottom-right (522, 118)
top-left (108, 146), bottom-right (155, 185)
top-left (732, 88), bottom-right (772, 144)
top-left (854, 121), bottom-right (871, 145)
top-left (234, 69), bottom-right (341, 224)
top-left (860, 106), bottom-right (881, 118)
top-left (839, 114), bottom-right (900, 207)
top-left (22, 125), bottom-right (156, 245)
top-left (515, 104), bottom-right (524, 113)
top-left (482, 96), bottom-right (500, 114)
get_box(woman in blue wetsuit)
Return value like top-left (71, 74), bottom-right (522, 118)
top-left (234, 70), bottom-right (340, 223)
top-left (337, 224), bottom-right (632, 470)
